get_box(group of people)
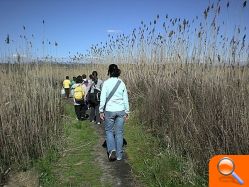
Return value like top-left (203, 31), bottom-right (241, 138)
top-left (62, 71), bottom-right (102, 124)
top-left (62, 64), bottom-right (129, 161)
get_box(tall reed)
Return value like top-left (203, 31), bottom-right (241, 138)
top-left (0, 62), bottom-right (62, 184)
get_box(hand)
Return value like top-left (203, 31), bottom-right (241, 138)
top-left (124, 114), bottom-right (129, 122)
top-left (100, 112), bottom-right (105, 121)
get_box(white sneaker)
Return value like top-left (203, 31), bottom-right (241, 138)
top-left (116, 157), bottom-right (122, 161)
top-left (97, 122), bottom-right (101, 125)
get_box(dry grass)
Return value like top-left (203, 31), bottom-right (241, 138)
top-left (0, 63), bottom-right (62, 184)
top-left (1, 0), bottom-right (249, 184)
top-left (69, 63), bottom-right (249, 180)
top-left (25, 62), bottom-right (249, 178)
top-left (1, 62), bottom-right (249, 184)
top-left (121, 63), bottom-right (249, 178)
top-left (75, 1), bottom-right (249, 179)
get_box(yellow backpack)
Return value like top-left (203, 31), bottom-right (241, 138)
top-left (74, 85), bottom-right (84, 101)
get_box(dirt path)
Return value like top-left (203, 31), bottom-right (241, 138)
top-left (93, 123), bottom-right (138, 187)
top-left (67, 98), bottom-right (138, 186)
top-left (4, 102), bottom-right (140, 187)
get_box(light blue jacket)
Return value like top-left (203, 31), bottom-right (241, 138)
top-left (99, 77), bottom-right (129, 114)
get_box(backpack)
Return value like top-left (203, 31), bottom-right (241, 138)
top-left (94, 88), bottom-right (101, 102)
top-left (88, 80), bottom-right (101, 106)
top-left (88, 89), bottom-right (101, 106)
top-left (74, 85), bottom-right (84, 102)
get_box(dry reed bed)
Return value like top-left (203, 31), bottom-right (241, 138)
top-left (46, 62), bottom-right (249, 178)
top-left (75, 1), bottom-right (249, 178)
top-left (0, 0), bottom-right (248, 183)
top-left (0, 62), bottom-right (248, 182)
top-left (0, 63), bottom-right (62, 184)
top-left (123, 63), bottom-right (249, 177)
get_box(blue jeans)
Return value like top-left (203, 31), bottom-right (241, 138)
top-left (104, 111), bottom-right (126, 159)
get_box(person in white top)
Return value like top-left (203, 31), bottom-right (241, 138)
top-left (99, 64), bottom-right (129, 161)
top-left (88, 71), bottom-right (103, 125)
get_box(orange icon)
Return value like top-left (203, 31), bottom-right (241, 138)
top-left (209, 155), bottom-right (249, 187)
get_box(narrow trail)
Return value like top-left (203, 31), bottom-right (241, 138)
top-left (52, 101), bottom-right (140, 186)
top-left (93, 123), bottom-right (137, 187)
top-left (4, 102), bottom-right (140, 187)
top-left (66, 99), bottom-right (138, 186)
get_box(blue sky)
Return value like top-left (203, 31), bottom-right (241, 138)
top-left (0, 0), bottom-right (248, 59)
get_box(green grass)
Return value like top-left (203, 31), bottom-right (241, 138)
top-left (125, 117), bottom-right (206, 187)
top-left (35, 103), bottom-right (206, 187)
top-left (35, 103), bottom-right (108, 187)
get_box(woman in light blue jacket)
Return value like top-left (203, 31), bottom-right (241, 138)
top-left (99, 64), bottom-right (129, 161)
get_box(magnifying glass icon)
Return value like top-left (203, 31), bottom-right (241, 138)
top-left (217, 157), bottom-right (244, 185)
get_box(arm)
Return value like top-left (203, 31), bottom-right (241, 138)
top-left (123, 84), bottom-right (130, 114)
top-left (71, 84), bottom-right (75, 89)
top-left (100, 80), bottom-right (103, 91)
top-left (99, 82), bottom-right (107, 113)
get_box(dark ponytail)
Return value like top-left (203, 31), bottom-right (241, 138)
top-left (108, 64), bottom-right (121, 77)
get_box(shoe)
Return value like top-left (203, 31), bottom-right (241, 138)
top-left (116, 157), bottom-right (122, 161)
top-left (90, 120), bottom-right (95, 123)
top-left (108, 150), bottom-right (116, 161)
top-left (97, 122), bottom-right (101, 125)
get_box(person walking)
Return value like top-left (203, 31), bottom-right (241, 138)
top-left (63, 76), bottom-right (71, 99)
top-left (82, 74), bottom-right (88, 84)
top-left (86, 74), bottom-right (93, 97)
top-left (82, 74), bottom-right (90, 94)
top-left (70, 76), bottom-right (76, 97)
top-left (89, 71), bottom-right (103, 125)
top-left (73, 76), bottom-right (87, 120)
top-left (99, 64), bottom-right (129, 161)
top-left (81, 74), bottom-right (90, 113)
top-left (88, 74), bottom-right (93, 86)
